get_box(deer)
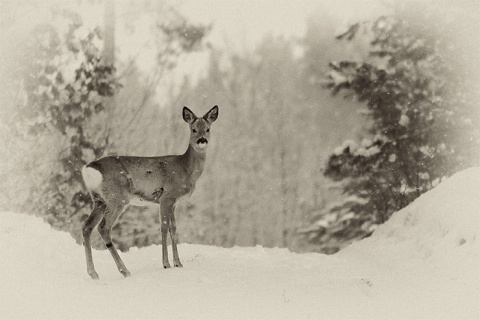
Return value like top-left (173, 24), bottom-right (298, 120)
top-left (80, 105), bottom-right (218, 279)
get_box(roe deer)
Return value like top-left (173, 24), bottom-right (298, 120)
top-left (81, 105), bottom-right (218, 279)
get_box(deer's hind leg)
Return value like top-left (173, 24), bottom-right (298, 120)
top-left (82, 200), bottom-right (106, 279)
top-left (97, 204), bottom-right (131, 277)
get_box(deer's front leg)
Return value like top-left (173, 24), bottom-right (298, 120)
top-left (169, 204), bottom-right (183, 268)
top-left (160, 198), bottom-right (174, 269)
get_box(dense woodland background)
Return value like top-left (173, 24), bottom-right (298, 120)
top-left (0, 0), bottom-right (478, 253)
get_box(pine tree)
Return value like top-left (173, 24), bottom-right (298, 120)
top-left (22, 13), bottom-right (119, 233)
top-left (303, 6), bottom-right (480, 252)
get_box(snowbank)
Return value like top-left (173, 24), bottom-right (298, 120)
top-left (342, 167), bottom-right (479, 259)
top-left (0, 168), bottom-right (479, 319)
top-left (338, 167), bottom-right (480, 318)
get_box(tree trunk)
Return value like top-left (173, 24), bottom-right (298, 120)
top-left (104, 0), bottom-right (116, 127)
top-left (104, 0), bottom-right (115, 65)
top-left (280, 146), bottom-right (289, 248)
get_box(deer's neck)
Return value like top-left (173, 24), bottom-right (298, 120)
top-left (181, 144), bottom-right (206, 180)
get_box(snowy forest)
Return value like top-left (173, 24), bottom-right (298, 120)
top-left (0, 0), bottom-right (478, 255)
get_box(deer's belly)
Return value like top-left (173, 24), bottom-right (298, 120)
top-left (129, 195), bottom-right (158, 207)
top-left (128, 187), bottom-right (163, 207)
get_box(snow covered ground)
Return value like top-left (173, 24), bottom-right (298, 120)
top-left (1, 168), bottom-right (479, 319)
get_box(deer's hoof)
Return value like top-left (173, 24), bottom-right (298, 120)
top-left (89, 271), bottom-right (99, 280)
top-left (163, 263), bottom-right (171, 269)
top-left (174, 262), bottom-right (183, 268)
top-left (120, 269), bottom-right (131, 277)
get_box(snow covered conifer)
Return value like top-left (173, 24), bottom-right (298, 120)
top-left (303, 3), bottom-right (480, 252)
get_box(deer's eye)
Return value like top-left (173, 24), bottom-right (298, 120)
top-left (207, 129), bottom-right (210, 132)
top-left (192, 129), bottom-right (197, 133)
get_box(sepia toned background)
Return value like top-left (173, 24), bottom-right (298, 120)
top-left (0, 0), bottom-right (478, 254)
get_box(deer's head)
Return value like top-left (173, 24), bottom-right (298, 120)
top-left (183, 105), bottom-right (218, 152)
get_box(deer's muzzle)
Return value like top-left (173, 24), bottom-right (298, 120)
top-left (196, 137), bottom-right (208, 148)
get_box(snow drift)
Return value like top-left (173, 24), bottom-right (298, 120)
top-left (0, 168), bottom-right (479, 319)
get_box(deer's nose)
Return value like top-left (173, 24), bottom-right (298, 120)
top-left (196, 137), bottom-right (208, 148)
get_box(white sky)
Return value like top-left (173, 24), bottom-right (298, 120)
top-left (113, 0), bottom-right (388, 83)
top-left (1, 0), bottom-right (389, 96)
top-left (177, 0), bottom-right (387, 46)
top-left (178, 0), bottom-right (321, 47)
top-left (2, 0), bottom-right (388, 69)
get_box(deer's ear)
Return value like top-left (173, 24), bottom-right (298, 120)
top-left (183, 106), bottom-right (196, 123)
top-left (204, 105), bottom-right (218, 123)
